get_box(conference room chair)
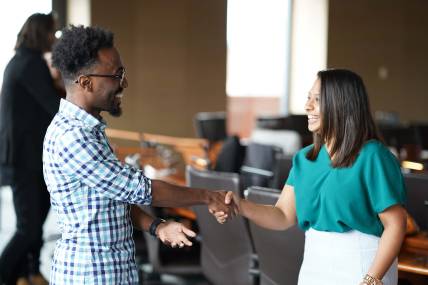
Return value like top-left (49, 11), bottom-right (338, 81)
top-left (246, 186), bottom-right (304, 285)
top-left (138, 205), bottom-right (202, 279)
top-left (250, 128), bottom-right (301, 156)
top-left (240, 143), bottom-right (284, 190)
top-left (194, 111), bottom-right (227, 143)
top-left (186, 166), bottom-right (259, 285)
top-left (403, 173), bottom-right (428, 230)
top-left (213, 135), bottom-right (246, 173)
top-left (256, 114), bottom-right (312, 147)
top-left (270, 154), bottom-right (293, 190)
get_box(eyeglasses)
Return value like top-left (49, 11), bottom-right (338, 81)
top-left (75, 69), bottom-right (126, 87)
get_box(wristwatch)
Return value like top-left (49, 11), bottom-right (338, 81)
top-left (149, 217), bottom-right (166, 237)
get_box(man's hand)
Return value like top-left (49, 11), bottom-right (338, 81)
top-left (208, 191), bottom-right (240, 223)
top-left (156, 221), bottom-right (196, 248)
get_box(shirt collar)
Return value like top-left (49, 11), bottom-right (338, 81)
top-left (59, 99), bottom-right (106, 130)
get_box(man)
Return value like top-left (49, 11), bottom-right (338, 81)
top-left (43, 25), bottom-right (235, 285)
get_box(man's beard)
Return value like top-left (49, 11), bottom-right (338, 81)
top-left (109, 87), bottom-right (123, 117)
top-left (109, 105), bottom-right (122, 117)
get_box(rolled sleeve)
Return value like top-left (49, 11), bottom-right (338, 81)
top-left (365, 146), bottom-right (406, 213)
top-left (56, 128), bottom-right (152, 205)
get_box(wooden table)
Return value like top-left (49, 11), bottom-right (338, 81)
top-left (113, 145), bottom-right (198, 220)
top-left (149, 167), bottom-right (198, 221)
top-left (398, 232), bottom-right (428, 276)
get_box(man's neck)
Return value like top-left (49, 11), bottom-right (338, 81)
top-left (65, 93), bottom-right (101, 120)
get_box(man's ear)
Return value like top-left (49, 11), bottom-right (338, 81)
top-left (77, 76), bottom-right (92, 92)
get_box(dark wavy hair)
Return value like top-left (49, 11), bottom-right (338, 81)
top-left (15, 13), bottom-right (55, 52)
top-left (306, 69), bottom-right (381, 167)
top-left (51, 25), bottom-right (114, 83)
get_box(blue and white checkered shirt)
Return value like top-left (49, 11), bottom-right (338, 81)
top-left (43, 99), bottom-right (152, 284)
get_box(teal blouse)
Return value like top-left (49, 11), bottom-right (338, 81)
top-left (286, 140), bottom-right (406, 237)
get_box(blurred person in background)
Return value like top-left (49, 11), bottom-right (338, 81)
top-left (0, 12), bottom-right (61, 285)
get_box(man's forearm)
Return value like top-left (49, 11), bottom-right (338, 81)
top-left (130, 205), bottom-right (154, 231)
top-left (150, 179), bottom-right (211, 207)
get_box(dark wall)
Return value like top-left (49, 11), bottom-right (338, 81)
top-left (328, 0), bottom-right (428, 124)
top-left (91, 0), bottom-right (227, 137)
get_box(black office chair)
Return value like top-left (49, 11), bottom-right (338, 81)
top-left (411, 123), bottom-right (428, 150)
top-left (138, 205), bottom-right (202, 278)
top-left (194, 112), bottom-right (227, 142)
top-left (378, 125), bottom-right (419, 159)
top-left (256, 114), bottom-right (312, 146)
top-left (270, 154), bottom-right (293, 190)
top-left (246, 186), bottom-right (304, 285)
top-left (250, 128), bottom-right (301, 156)
top-left (256, 115), bottom-right (287, 130)
top-left (282, 115), bottom-right (312, 146)
top-left (403, 173), bottom-right (428, 230)
top-left (193, 111), bottom-right (228, 169)
top-left (186, 166), bottom-right (258, 285)
top-left (240, 143), bottom-right (283, 190)
top-left (214, 135), bottom-right (246, 173)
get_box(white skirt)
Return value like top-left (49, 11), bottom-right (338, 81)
top-left (298, 228), bottom-right (397, 285)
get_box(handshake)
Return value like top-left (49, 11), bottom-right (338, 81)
top-left (154, 191), bottom-right (241, 248)
top-left (207, 191), bottom-right (241, 224)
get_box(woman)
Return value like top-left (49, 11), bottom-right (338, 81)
top-left (0, 13), bottom-right (61, 285)
top-left (216, 69), bottom-right (407, 285)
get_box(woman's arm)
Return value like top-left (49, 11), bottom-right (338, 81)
top-left (363, 204), bottom-right (407, 283)
top-left (215, 184), bottom-right (297, 231)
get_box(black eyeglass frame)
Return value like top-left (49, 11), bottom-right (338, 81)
top-left (74, 69), bottom-right (126, 86)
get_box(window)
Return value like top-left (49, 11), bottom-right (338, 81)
top-left (226, 0), bottom-right (328, 114)
top-left (0, 0), bottom-right (52, 87)
top-left (226, 0), bottom-right (291, 100)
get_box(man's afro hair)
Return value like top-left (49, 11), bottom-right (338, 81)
top-left (52, 25), bottom-right (114, 81)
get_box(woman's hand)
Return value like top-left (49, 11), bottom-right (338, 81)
top-left (156, 220), bottom-right (196, 248)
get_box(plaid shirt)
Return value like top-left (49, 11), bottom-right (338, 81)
top-left (43, 99), bottom-right (152, 284)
